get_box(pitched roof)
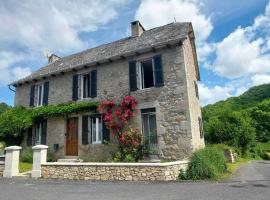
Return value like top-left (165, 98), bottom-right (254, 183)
top-left (11, 22), bottom-right (191, 86)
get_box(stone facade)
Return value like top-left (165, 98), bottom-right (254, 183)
top-left (41, 161), bottom-right (188, 181)
top-left (15, 22), bottom-right (204, 161)
top-left (0, 162), bottom-right (4, 177)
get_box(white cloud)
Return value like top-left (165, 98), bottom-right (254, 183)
top-left (198, 83), bottom-right (233, 106)
top-left (212, 1), bottom-right (270, 78)
top-left (0, 0), bottom-right (127, 52)
top-left (0, 51), bottom-right (31, 84)
top-left (251, 74), bottom-right (270, 86)
top-left (12, 67), bottom-right (31, 80)
top-left (0, 0), bottom-right (129, 85)
top-left (135, 0), bottom-right (213, 43)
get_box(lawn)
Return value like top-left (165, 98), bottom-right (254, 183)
top-left (19, 162), bottom-right (32, 173)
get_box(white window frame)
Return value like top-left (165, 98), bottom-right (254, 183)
top-left (80, 74), bottom-right (90, 99)
top-left (140, 58), bottom-right (155, 90)
top-left (36, 84), bottom-right (44, 107)
top-left (91, 116), bottom-right (102, 144)
top-left (35, 122), bottom-right (42, 145)
top-left (141, 109), bottom-right (157, 147)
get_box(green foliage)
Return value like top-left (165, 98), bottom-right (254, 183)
top-left (180, 147), bottom-right (227, 180)
top-left (202, 84), bottom-right (270, 156)
top-left (0, 101), bottom-right (98, 145)
top-left (20, 149), bottom-right (33, 163)
top-left (30, 101), bottom-right (98, 121)
top-left (250, 99), bottom-right (270, 142)
top-left (204, 110), bottom-right (256, 155)
top-left (0, 103), bottom-right (10, 114)
top-left (113, 128), bottom-right (144, 162)
top-left (0, 107), bottom-right (32, 145)
top-left (253, 142), bottom-right (270, 160)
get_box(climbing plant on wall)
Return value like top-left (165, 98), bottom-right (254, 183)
top-left (98, 96), bottom-right (143, 162)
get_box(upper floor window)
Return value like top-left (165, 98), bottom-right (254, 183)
top-left (29, 81), bottom-right (49, 107)
top-left (141, 59), bottom-right (154, 89)
top-left (37, 84), bottom-right (44, 107)
top-left (129, 54), bottom-right (164, 92)
top-left (81, 74), bottom-right (90, 99)
top-left (72, 69), bottom-right (97, 101)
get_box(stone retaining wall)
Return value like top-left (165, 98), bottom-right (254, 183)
top-left (41, 161), bottom-right (189, 181)
top-left (0, 162), bottom-right (4, 177)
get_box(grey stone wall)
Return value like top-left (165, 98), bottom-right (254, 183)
top-left (41, 161), bottom-right (188, 181)
top-left (0, 162), bottom-right (4, 177)
top-left (182, 38), bottom-right (205, 151)
top-left (15, 41), bottom-right (203, 161)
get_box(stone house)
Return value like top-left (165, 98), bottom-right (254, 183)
top-left (10, 21), bottom-right (205, 161)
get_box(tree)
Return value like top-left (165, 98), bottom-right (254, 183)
top-left (0, 107), bottom-right (32, 145)
top-left (250, 99), bottom-right (270, 142)
top-left (204, 110), bottom-right (256, 155)
top-left (0, 102), bottom-right (10, 114)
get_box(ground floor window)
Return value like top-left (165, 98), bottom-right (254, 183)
top-left (91, 116), bottom-right (102, 144)
top-left (141, 108), bottom-right (157, 148)
top-left (34, 120), bottom-right (47, 145)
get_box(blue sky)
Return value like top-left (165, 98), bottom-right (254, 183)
top-left (1, 0), bottom-right (270, 106)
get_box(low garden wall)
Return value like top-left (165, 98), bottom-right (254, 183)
top-left (0, 161), bottom-right (4, 177)
top-left (41, 160), bottom-right (189, 181)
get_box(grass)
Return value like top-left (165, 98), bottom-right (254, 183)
top-left (19, 162), bottom-right (32, 173)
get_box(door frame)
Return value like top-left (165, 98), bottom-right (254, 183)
top-left (65, 117), bottom-right (79, 156)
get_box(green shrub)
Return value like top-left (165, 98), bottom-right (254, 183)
top-left (204, 110), bottom-right (256, 155)
top-left (181, 147), bottom-right (227, 180)
top-left (20, 149), bottom-right (33, 163)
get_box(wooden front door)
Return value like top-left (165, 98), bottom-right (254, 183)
top-left (66, 117), bottom-right (78, 156)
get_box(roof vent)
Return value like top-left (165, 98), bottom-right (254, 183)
top-left (131, 21), bottom-right (145, 37)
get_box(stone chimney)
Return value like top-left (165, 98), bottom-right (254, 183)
top-left (48, 54), bottom-right (60, 63)
top-left (131, 21), bottom-right (145, 37)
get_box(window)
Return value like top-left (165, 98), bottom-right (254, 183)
top-left (129, 55), bottom-right (163, 92)
top-left (141, 108), bottom-right (157, 148)
top-left (194, 81), bottom-right (199, 99)
top-left (30, 82), bottom-right (49, 107)
top-left (91, 116), bottom-right (102, 144)
top-left (37, 84), bottom-right (44, 107)
top-left (198, 117), bottom-right (204, 138)
top-left (34, 120), bottom-right (47, 145)
top-left (141, 59), bottom-right (155, 89)
top-left (81, 74), bottom-right (90, 98)
top-left (35, 122), bottom-right (43, 145)
top-left (80, 70), bottom-right (97, 99)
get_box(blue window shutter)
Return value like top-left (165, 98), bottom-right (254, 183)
top-left (90, 70), bottom-right (97, 97)
top-left (153, 54), bottom-right (164, 87)
top-left (72, 74), bottom-right (78, 101)
top-left (41, 120), bottom-right (47, 145)
top-left (82, 115), bottom-right (89, 145)
top-left (129, 61), bottom-right (137, 91)
top-left (29, 85), bottom-right (35, 107)
top-left (43, 81), bottom-right (49, 105)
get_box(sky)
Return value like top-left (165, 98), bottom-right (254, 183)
top-left (0, 0), bottom-right (270, 106)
